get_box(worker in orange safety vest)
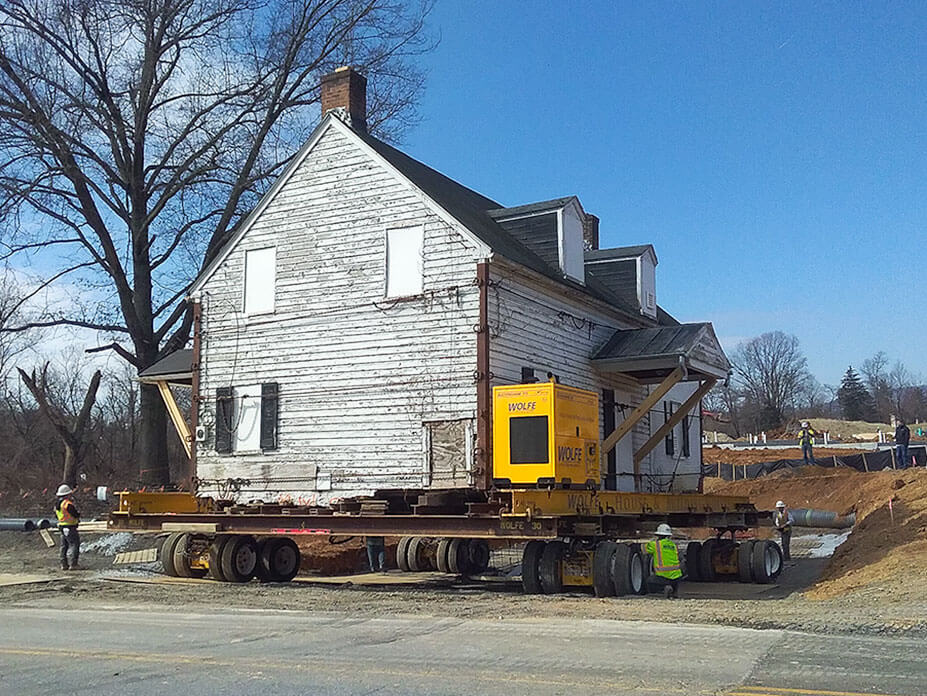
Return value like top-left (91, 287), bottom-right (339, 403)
top-left (54, 484), bottom-right (81, 570)
top-left (644, 523), bottom-right (682, 598)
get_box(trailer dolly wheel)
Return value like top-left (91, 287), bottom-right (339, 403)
top-left (220, 535), bottom-right (258, 583)
top-left (436, 539), bottom-right (453, 573)
top-left (468, 539), bottom-right (490, 575)
top-left (612, 543), bottom-right (643, 596)
top-left (751, 540), bottom-right (781, 584)
top-left (208, 535), bottom-right (231, 581)
top-left (406, 536), bottom-right (429, 572)
top-left (737, 540), bottom-right (755, 583)
top-left (260, 537), bottom-right (300, 582)
top-left (521, 541), bottom-right (545, 594)
top-left (699, 538), bottom-right (717, 582)
top-left (685, 541), bottom-right (702, 582)
top-left (445, 539), bottom-right (463, 574)
top-left (172, 533), bottom-right (206, 578)
top-left (539, 540), bottom-right (567, 594)
top-left (593, 541), bottom-right (619, 597)
top-left (396, 537), bottom-right (412, 572)
top-left (159, 532), bottom-right (183, 577)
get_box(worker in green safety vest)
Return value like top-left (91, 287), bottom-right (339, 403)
top-left (644, 523), bottom-right (682, 598)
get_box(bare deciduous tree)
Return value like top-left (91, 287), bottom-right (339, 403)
top-left (18, 363), bottom-right (102, 487)
top-left (0, 0), bottom-right (434, 484)
top-left (730, 331), bottom-right (814, 430)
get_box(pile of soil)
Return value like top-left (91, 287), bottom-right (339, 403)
top-left (296, 536), bottom-right (400, 575)
top-left (707, 466), bottom-right (927, 600)
top-left (703, 446), bottom-right (870, 467)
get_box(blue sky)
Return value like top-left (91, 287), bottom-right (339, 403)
top-left (398, 1), bottom-right (924, 386)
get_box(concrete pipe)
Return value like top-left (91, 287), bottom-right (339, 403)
top-left (36, 519), bottom-right (55, 529)
top-left (789, 508), bottom-right (856, 529)
top-left (0, 518), bottom-right (37, 531)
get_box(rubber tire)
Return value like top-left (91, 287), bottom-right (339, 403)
top-left (737, 540), bottom-right (756, 583)
top-left (159, 532), bottom-right (183, 577)
top-left (613, 543), bottom-right (646, 596)
top-left (539, 541), bottom-right (567, 595)
top-left (262, 537), bottom-right (300, 582)
top-left (407, 536), bottom-right (428, 572)
top-left (768, 541), bottom-right (784, 580)
top-left (686, 541), bottom-right (702, 581)
top-left (632, 543), bottom-right (650, 595)
top-left (454, 539), bottom-right (474, 575)
top-left (752, 540), bottom-right (783, 583)
top-left (593, 541), bottom-right (619, 597)
top-left (208, 535), bottom-right (232, 581)
top-left (521, 541), bottom-right (545, 594)
top-left (699, 538), bottom-right (717, 582)
top-left (396, 536), bottom-right (412, 572)
top-left (220, 535), bottom-right (258, 583)
top-left (468, 539), bottom-right (491, 574)
top-left (436, 539), bottom-right (453, 573)
top-left (253, 538), bottom-right (271, 582)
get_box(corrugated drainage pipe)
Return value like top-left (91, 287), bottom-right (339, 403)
top-left (0, 518), bottom-right (37, 531)
top-left (789, 508), bottom-right (856, 529)
top-left (36, 519), bottom-right (55, 529)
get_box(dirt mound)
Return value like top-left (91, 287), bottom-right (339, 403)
top-left (296, 536), bottom-right (399, 575)
top-left (707, 467), bottom-right (927, 600)
top-left (703, 446), bottom-right (870, 467)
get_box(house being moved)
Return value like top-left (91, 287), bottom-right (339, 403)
top-left (141, 67), bottom-right (730, 505)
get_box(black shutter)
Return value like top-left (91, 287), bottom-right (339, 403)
top-left (260, 382), bottom-right (279, 451)
top-left (215, 387), bottom-right (233, 454)
top-left (682, 415), bottom-right (691, 458)
top-left (602, 389), bottom-right (616, 490)
top-left (664, 401), bottom-right (674, 456)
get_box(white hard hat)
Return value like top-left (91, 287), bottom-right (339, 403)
top-left (656, 523), bottom-right (673, 537)
top-left (801, 421), bottom-right (809, 428)
top-left (776, 500), bottom-right (785, 508)
top-left (56, 484), bottom-right (74, 497)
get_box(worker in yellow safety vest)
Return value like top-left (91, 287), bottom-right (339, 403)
top-left (644, 523), bottom-right (682, 598)
top-left (797, 421), bottom-right (819, 465)
top-left (54, 484), bottom-right (81, 570)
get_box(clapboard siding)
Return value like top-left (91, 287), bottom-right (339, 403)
top-left (196, 124), bottom-right (481, 503)
top-left (487, 259), bottom-right (701, 492)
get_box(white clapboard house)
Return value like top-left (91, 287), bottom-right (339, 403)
top-left (140, 67), bottom-right (730, 505)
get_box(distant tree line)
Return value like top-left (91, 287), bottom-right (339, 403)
top-left (706, 332), bottom-right (925, 437)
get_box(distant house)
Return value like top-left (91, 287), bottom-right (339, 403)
top-left (143, 67), bottom-right (730, 504)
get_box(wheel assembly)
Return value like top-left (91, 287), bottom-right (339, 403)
top-left (685, 541), bottom-right (702, 581)
top-left (521, 540), bottom-right (545, 594)
top-left (220, 535), bottom-right (258, 583)
top-left (159, 532), bottom-right (183, 577)
top-left (171, 533), bottom-right (207, 578)
top-left (259, 537), bottom-right (300, 582)
top-left (396, 536), bottom-right (412, 572)
top-left (539, 540), bottom-right (567, 594)
top-left (699, 538), bottom-right (717, 582)
top-left (406, 536), bottom-right (429, 572)
top-left (737, 540), bottom-right (756, 583)
top-left (751, 539), bottom-right (782, 583)
top-left (467, 539), bottom-right (491, 574)
top-left (592, 541), bottom-right (619, 597)
top-left (208, 535), bottom-right (232, 581)
top-left (612, 543), bottom-right (644, 596)
top-left (436, 539), bottom-right (453, 573)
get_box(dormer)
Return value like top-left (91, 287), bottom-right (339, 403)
top-left (584, 245), bottom-right (658, 319)
top-left (488, 197), bottom-right (587, 284)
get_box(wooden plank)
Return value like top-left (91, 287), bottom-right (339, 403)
top-left (633, 378), bottom-right (717, 470)
top-left (157, 380), bottom-right (192, 460)
top-left (602, 366), bottom-right (684, 457)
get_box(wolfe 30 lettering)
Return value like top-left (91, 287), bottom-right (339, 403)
top-left (558, 445), bottom-right (583, 462)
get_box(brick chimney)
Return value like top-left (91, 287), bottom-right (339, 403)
top-left (582, 214), bottom-right (599, 251)
top-left (320, 66), bottom-right (367, 133)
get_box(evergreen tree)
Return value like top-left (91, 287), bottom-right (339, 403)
top-left (838, 366), bottom-right (875, 421)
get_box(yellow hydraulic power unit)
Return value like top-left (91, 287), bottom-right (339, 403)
top-left (493, 381), bottom-right (599, 487)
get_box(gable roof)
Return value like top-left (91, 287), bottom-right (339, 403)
top-left (190, 114), bottom-right (671, 326)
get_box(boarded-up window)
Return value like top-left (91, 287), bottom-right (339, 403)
top-left (216, 383), bottom-right (279, 454)
top-left (426, 419), bottom-right (471, 487)
top-left (244, 247), bottom-right (275, 315)
top-left (385, 227), bottom-right (424, 298)
top-left (260, 383), bottom-right (279, 451)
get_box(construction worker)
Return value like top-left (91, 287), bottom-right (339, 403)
top-left (365, 536), bottom-right (386, 572)
top-left (774, 500), bottom-right (794, 561)
top-left (797, 421), bottom-right (819, 465)
top-left (644, 523), bottom-right (682, 598)
top-left (894, 419), bottom-right (911, 469)
top-left (54, 484), bottom-right (81, 570)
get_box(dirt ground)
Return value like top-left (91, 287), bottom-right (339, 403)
top-left (706, 467), bottom-right (927, 601)
top-left (702, 445), bottom-right (871, 466)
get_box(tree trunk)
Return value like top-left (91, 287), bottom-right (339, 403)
top-left (62, 445), bottom-right (76, 489)
top-left (138, 382), bottom-right (170, 486)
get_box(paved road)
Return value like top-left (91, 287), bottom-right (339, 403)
top-left (0, 607), bottom-right (923, 696)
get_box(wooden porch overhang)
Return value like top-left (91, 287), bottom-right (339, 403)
top-left (137, 349), bottom-right (194, 459)
top-left (593, 323), bottom-right (730, 491)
